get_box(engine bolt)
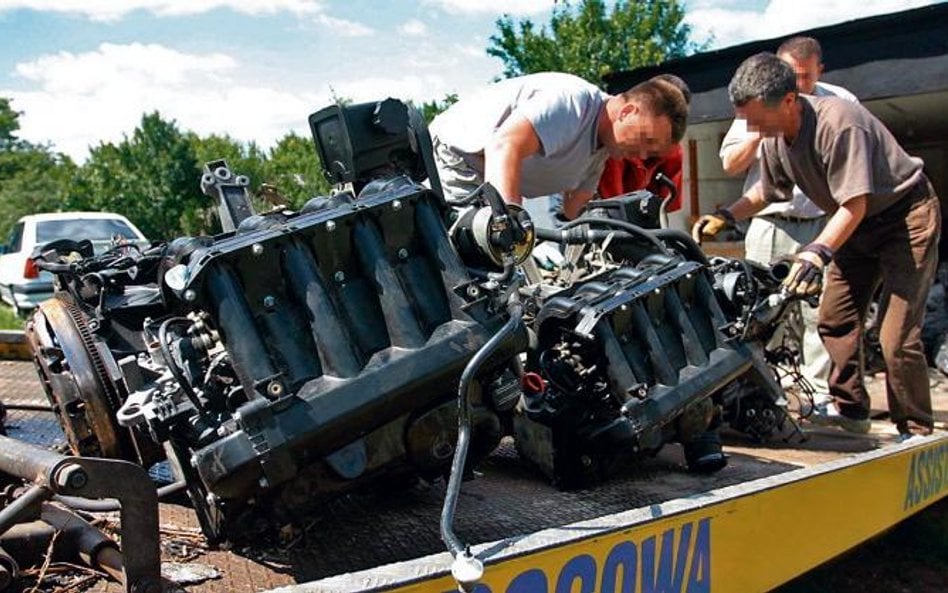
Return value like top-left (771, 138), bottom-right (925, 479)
top-left (183, 289), bottom-right (197, 302)
top-left (398, 248), bottom-right (409, 260)
top-left (392, 200), bottom-right (402, 211)
top-left (326, 220), bottom-right (336, 232)
top-left (334, 271), bottom-right (345, 283)
top-left (55, 464), bottom-right (88, 490)
top-left (263, 295), bottom-right (276, 309)
top-left (466, 285), bottom-right (480, 298)
top-left (267, 381), bottom-right (284, 397)
top-left (251, 243), bottom-right (264, 256)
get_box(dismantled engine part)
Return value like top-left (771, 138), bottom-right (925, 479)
top-left (23, 96), bottom-right (802, 558)
top-left (0, 434), bottom-right (160, 593)
top-left (28, 99), bottom-right (525, 542)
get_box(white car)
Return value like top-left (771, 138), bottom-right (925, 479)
top-left (0, 212), bottom-right (148, 314)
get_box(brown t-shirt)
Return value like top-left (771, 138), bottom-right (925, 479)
top-left (760, 95), bottom-right (924, 218)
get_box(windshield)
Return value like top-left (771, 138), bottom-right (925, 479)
top-left (36, 219), bottom-right (141, 244)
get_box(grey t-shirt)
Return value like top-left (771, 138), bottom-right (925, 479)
top-left (428, 72), bottom-right (609, 198)
top-left (760, 95), bottom-right (924, 218)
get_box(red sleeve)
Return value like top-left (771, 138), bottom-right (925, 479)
top-left (597, 158), bottom-right (626, 198)
top-left (645, 145), bottom-right (684, 212)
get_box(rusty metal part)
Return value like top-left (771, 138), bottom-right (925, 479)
top-left (1, 402), bottom-right (53, 412)
top-left (26, 298), bottom-right (128, 459)
top-left (0, 434), bottom-right (160, 593)
top-left (56, 479), bottom-right (187, 513)
top-left (0, 485), bottom-right (50, 536)
top-left (40, 503), bottom-right (124, 582)
top-left (0, 505), bottom-right (122, 586)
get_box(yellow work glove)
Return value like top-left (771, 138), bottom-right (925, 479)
top-left (782, 243), bottom-right (834, 297)
top-left (691, 209), bottom-right (734, 243)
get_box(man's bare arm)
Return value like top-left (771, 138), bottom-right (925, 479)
top-left (811, 195), bottom-right (867, 250)
top-left (483, 114), bottom-right (542, 205)
top-left (724, 180), bottom-right (769, 220)
top-left (720, 135), bottom-right (761, 176)
top-left (562, 190), bottom-right (594, 220)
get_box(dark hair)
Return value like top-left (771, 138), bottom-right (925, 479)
top-left (621, 78), bottom-right (689, 143)
top-left (651, 74), bottom-right (691, 105)
top-left (728, 52), bottom-right (797, 107)
top-left (777, 36), bottom-right (822, 61)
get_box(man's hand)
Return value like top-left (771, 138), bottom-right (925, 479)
top-left (782, 250), bottom-right (826, 297)
top-left (691, 209), bottom-right (734, 243)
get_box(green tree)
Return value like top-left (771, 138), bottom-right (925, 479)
top-left (414, 94), bottom-right (459, 123)
top-left (0, 98), bottom-right (21, 150)
top-left (73, 112), bottom-right (205, 240)
top-left (0, 98), bottom-right (76, 240)
top-left (488, 0), bottom-right (705, 86)
top-left (263, 132), bottom-right (331, 209)
top-left (189, 132), bottom-right (268, 187)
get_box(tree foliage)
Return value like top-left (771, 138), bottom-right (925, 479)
top-left (0, 98), bottom-right (21, 150)
top-left (71, 112), bottom-right (206, 240)
top-left (488, 0), bottom-right (705, 86)
top-left (0, 99), bottom-right (76, 240)
top-left (0, 100), bottom-right (340, 243)
top-left (263, 132), bottom-right (331, 209)
top-left (414, 94), bottom-right (459, 123)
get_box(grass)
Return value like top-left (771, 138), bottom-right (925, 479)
top-left (0, 305), bottom-right (26, 330)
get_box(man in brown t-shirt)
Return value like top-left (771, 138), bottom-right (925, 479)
top-left (693, 52), bottom-right (940, 439)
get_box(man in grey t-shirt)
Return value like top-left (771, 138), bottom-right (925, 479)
top-left (429, 72), bottom-right (689, 220)
top-left (694, 53), bottom-right (940, 439)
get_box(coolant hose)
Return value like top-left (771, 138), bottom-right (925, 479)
top-left (653, 229), bottom-right (710, 265)
top-left (534, 224), bottom-right (707, 266)
top-left (559, 216), bottom-right (671, 254)
top-left (440, 291), bottom-right (523, 586)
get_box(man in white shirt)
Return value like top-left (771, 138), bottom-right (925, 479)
top-left (717, 37), bottom-right (857, 409)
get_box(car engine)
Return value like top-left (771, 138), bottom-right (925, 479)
top-left (25, 98), bottom-right (796, 544)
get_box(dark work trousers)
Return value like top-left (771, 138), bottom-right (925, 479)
top-left (818, 182), bottom-right (940, 433)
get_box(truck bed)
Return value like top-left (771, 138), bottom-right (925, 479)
top-left (1, 359), bottom-right (946, 593)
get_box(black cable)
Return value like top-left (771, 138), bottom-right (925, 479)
top-left (652, 228), bottom-right (710, 265)
top-left (54, 480), bottom-right (187, 513)
top-left (158, 317), bottom-right (202, 410)
top-left (441, 292), bottom-right (523, 559)
top-left (444, 183), bottom-right (487, 207)
top-left (560, 216), bottom-right (670, 254)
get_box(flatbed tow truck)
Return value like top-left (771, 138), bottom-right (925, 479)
top-left (1, 334), bottom-right (946, 593)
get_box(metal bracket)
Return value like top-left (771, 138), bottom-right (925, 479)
top-left (0, 435), bottom-right (161, 593)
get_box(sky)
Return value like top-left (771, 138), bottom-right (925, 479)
top-left (0, 0), bottom-right (941, 162)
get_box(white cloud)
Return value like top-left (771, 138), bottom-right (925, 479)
top-left (3, 43), bottom-right (323, 160)
top-left (313, 13), bottom-right (374, 36)
top-left (399, 18), bottom-right (427, 37)
top-left (687, 0), bottom-right (937, 50)
top-left (327, 74), bottom-right (456, 106)
top-left (422, 0), bottom-right (552, 16)
top-left (454, 43), bottom-right (484, 58)
top-left (2, 41), bottom-right (494, 162)
top-left (0, 0), bottom-right (325, 21)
